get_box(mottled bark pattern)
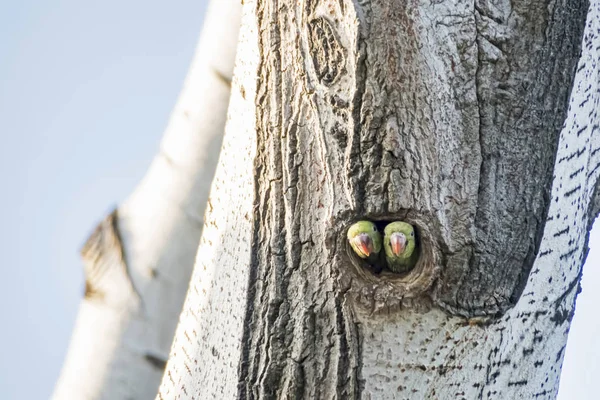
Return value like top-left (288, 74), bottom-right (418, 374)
top-left (240, 1), bottom-right (362, 397)
top-left (240, 0), bottom-right (591, 398)
top-left (446, 0), bottom-right (589, 315)
top-left (156, 0), bottom-right (599, 398)
top-left (357, 5), bottom-right (600, 396)
top-left (345, 0), bottom-right (586, 316)
top-left (156, 3), bottom-right (258, 398)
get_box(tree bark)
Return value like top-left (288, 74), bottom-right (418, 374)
top-left (159, 0), bottom-right (600, 399)
top-left (52, 1), bottom-right (241, 399)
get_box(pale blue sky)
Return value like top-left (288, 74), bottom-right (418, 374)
top-left (0, 0), bottom-right (207, 398)
top-left (0, 1), bottom-right (597, 399)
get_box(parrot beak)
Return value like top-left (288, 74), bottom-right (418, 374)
top-left (390, 233), bottom-right (406, 256)
top-left (353, 233), bottom-right (374, 257)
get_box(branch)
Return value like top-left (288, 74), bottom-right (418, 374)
top-left (52, 1), bottom-right (242, 398)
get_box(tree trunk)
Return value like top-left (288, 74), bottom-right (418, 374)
top-left (158, 0), bottom-right (600, 399)
top-left (52, 1), bottom-right (241, 399)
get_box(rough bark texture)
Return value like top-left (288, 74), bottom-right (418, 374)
top-left (159, 0), bottom-right (600, 399)
top-left (52, 1), bottom-right (241, 398)
top-left (157, 3), bottom-right (261, 398)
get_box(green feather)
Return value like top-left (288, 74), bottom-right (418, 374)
top-left (347, 221), bottom-right (382, 268)
top-left (383, 221), bottom-right (418, 273)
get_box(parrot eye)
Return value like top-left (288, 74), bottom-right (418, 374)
top-left (373, 226), bottom-right (377, 232)
top-left (410, 231), bottom-right (414, 237)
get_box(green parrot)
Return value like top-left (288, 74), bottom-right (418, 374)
top-left (347, 221), bottom-right (382, 268)
top-left (383, 221), bottom-right (418, 273)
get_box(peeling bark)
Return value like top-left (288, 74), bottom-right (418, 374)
top-left (81, 210), bottom-right (137, 304)
top-left (159, 0), bottom-right (599, 399)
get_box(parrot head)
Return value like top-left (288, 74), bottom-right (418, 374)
top-left (347, 221), bottom-right (382, 259)
top-left (383, 221), bottom-right (417, 259)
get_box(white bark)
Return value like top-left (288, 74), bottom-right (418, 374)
top-left (158, 0), bottom-right (600, 399)
top-left (52, 1), bottom-right (241, 399)
top-left (156, 2), bottom-right (260, 397)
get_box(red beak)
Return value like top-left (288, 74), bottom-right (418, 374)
top-left (390, 233), bottom-right (406, 256)
top-left (353, 233), bottom-right (373, 257)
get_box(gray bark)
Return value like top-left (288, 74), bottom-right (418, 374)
top-left (159, 0), bottom-right (600, 399)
